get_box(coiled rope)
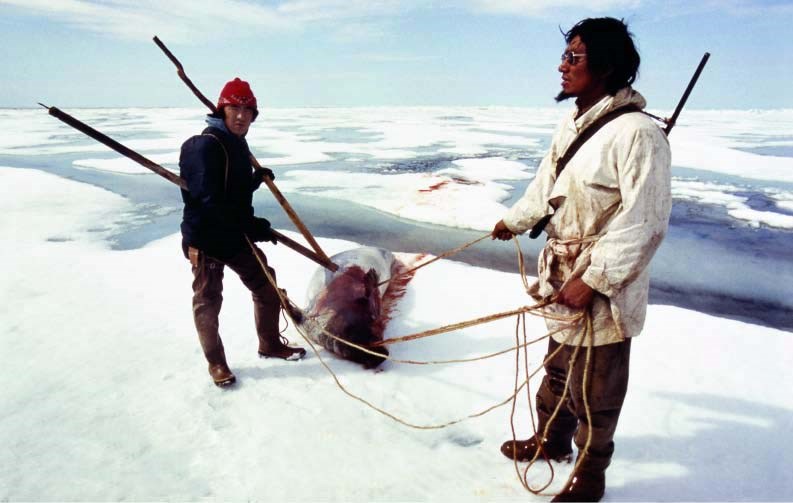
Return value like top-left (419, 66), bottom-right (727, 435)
top-left (246, 232), bottom-right (580, 417)
top-left (508, 313), bottom-right (594, 496)
top-left (250, 232), bottom-right (567, 428)
top-left (246, 232), bottom-right (596, 497)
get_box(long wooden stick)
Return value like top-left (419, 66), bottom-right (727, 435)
top-left (153, 36), bottom-right (334, 266)
top-left (664, 52), bottom-right (710, 135)
top-left (40, 104), bottom-right (338, 272)
top-left (40, 103), bottom-right (187, 190)
top-left (247, 156), bottom-right (333, 265)
top-left (152, 37), bottom-right (216, 112)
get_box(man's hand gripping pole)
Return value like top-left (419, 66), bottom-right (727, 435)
top-left (152, 35), bottom-right (337, 272)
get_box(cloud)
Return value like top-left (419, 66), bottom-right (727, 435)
top-left (18, 0), bottom-right (783, 45)
top-left (274, 0), bottom-right (410, 22)
top-left (0, 0), bottom-right (433, 43)
top-left (4, 0), bottom-right (787, 45)
top-left (689, 0), bottom-right (793, 16)
top-left (329, 22), bottom-right (391, 43)
top-left (0, 0), bottom-right (292, 42)
top-left (632, 0), bottom-right (793, 22)
top-left (353, 52), bottom-right (438, 63)
top-left (465, 0), bottom-right (643, 16)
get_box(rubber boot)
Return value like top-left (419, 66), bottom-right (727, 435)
top-left (553, 337), bottom-right (631, 502)
top-left (500, 434), bottom-right (574, 463)
top-left (208, 362), bottom-right (236, 387)
top-left (191, 255), bottom-right (235, 386)
top-left (232, 248), bottom-right (306, 361)
top-left (251, 274), bottom-right (305, 360)
top-left (551, 470), bottom-right (605, 502)
top-left (555, 336), bottom-right (631, 502)
top-left (206, 348), bottom-right (236, 387)
top-left (551, 408), bottom-right (619, 501)
top-left (552, 442), bottom-right (609, 502)
top-left (501, 340), bottom-right (577, 462)
top-left (258, 335), bottom-right (307, 361)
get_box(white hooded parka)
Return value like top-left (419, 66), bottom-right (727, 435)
top-left (503, 87), bottom-right (672, 346)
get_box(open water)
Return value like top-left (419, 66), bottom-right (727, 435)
top-left (2, 107), bottom-right (792, 331)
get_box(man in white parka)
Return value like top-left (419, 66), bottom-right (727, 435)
top-left (492, 18), bottom-right (672, 502)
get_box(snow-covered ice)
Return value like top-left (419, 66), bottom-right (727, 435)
top-left (3, 107), bottom-right (793, 232)
top-left (2, 164), bottom-right (792, 501)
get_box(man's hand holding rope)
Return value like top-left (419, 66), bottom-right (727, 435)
top-left (557, 277), bottom-right (594, 308)
top-left (491, 219), bottom-right (515, 241)
top-left (491, 219), bottom-right (594, 308)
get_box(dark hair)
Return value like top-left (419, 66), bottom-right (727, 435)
top-left (563, 17), bottom-right (640, 96)
top-left (214, 106), bottom-right (259, 122)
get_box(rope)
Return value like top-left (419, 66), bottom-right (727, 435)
top-left (370, 299), bottom-right (553, 347)
top-left (303, 296), bottom-right (582, 365)
top-left (247, 230), bottom-right (604, 499)
top-left (245, 231), bottom-right (595, 466)
top-left (502, 310), bottom-right (597, 498)
top-left (558, 314), bottom-right (594, 498)
top-left (510, 312), bottom-right (559, 493)
top-left (519, 317), bottom-right (584, 495)
top-left (377, 233), bottom-right (491, 287)
top-left (514, 236), bottom-right (533, 295)
top-left (314, 307), bottom-right (581, 366)
top-left (507, 316), bottom-right (584, 493)
top-left (246, 235), bottom-right (590, 431)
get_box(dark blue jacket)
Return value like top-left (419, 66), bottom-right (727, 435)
top-left (179, 116), bottom-right (258, 260)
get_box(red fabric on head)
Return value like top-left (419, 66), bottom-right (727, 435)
top-left (217, 78), bottom-right (257, 111)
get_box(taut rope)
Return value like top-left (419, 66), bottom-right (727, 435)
top-left (245, 234), bottom-right (584, 431)
top-left (376, 233), bottom-right (491, 287)
top-left (247, 231), bottom-right (599, 499)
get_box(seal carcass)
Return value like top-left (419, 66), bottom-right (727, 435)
top-left (298, 247), bottom-right (414, 368)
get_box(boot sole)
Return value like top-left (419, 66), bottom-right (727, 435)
top-left (547, 453), bottom-right (573, 463)
top-left (213, 376), bottom-right (237, 387)
top-left (508, 452), bottom-right (573, 463)
top-left (258, 351), bottom-right (306, 361)
top-left (502, 443), bottom-right (574, 463)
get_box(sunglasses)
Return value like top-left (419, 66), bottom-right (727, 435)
top-left (561, 51), bottom-right (586, 65)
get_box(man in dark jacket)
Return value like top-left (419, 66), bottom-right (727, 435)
top-left (180, 77), bottom-right (306, 387)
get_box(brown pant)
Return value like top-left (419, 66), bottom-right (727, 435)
top-left (536, 337), bottom-right (631, 474)
top-left (190, 245), bottom-right (281, 364)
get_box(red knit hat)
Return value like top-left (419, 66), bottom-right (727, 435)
top-left (217, 78), bottom-right (258, 115)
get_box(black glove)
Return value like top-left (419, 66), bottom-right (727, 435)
top-left (246, 217), bottom-right (277, 245)
top-left (252, 167), bottom-right (275, 191)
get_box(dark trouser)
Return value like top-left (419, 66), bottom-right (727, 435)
top-left (536, 337), bottom-right (632, 474)
top-left (190, 244), bottom-right (281, 365)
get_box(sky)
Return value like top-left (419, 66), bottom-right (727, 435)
top-left (0, 0), bottom-right (791, 110)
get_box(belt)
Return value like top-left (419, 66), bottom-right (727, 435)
top-left (536, 235), bottom-right (601, 298)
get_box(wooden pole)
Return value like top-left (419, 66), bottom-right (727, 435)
top-left (152, 35), bottom-right (335, 267)
top-left (41, 103), bottom-right (187, 190)
top-left (152, 36), bottom-right (216, 112)
top-left (248, 155), bottom-right (332, 264)
top-left (40, 104), bottom-right (338, 272)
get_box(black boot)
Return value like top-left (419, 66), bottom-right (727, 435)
top-left (552, 409), bottom-right (615, 502)
top-left (500, 435), bottom-right (573, 462)
top-left (208, 361), bottom-right (236, 387)
top-left (502, 341), bottom-right (577, 463)
top-left (258, 336), bottom-right (307, 361)
top-left (501, 354), bottom-right (578, 462)
top-left (552, 471), bottom-right (605, 502)
top-left (206, 349), bottom-right (236, 387)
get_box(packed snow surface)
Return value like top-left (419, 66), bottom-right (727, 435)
top-left (2, 168), bottom-right (792, 501)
